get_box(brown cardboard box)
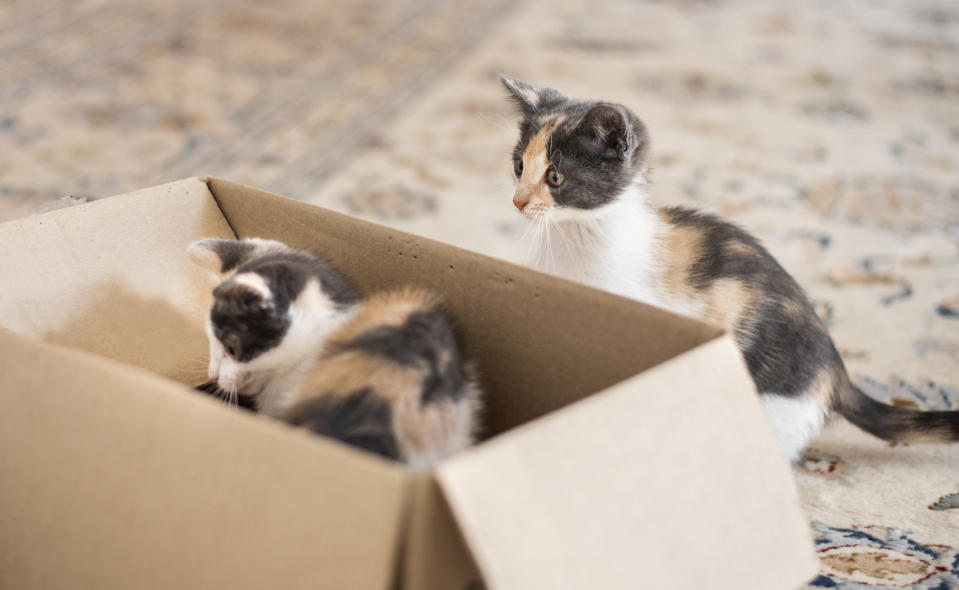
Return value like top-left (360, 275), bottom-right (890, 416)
top-left (0, 178), bottom-right (818, 589)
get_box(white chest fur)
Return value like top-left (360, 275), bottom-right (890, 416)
top-left (528, 188), bottom-right (684, 314)
top-left (256, 358), bottom-right (316, 418)
top-left (526, 189), bottom-right (827, 462)
top-left (249, 307), bottom-right (353, 418)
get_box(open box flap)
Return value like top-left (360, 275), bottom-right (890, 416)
top-left (435, 336), bottom-right (819, 590)
top-left (0, 177), bottom-right (234, 384)
top-left (0, 328), bottom-right (409, 590)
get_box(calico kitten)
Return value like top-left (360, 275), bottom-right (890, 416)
top-left (499, 74), bottom-right (959, 462)
top-left (188, 238), bottom-right (480, 467)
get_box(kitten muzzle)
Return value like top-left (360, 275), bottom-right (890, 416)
top-left (208, 351), bottom-right (223, 381)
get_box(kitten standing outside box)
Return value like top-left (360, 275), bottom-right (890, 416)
top-left (500, 74), bottom-right (959, 462)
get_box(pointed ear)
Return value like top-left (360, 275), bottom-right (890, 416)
top-left (499, 74), bottom-right (549, 115)
top-left (575, 104), bottom-right (636, 160)
top-left (188, 238), bottom-right (255, 274)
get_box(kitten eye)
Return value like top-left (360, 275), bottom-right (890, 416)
top-left (546, 168), bottom-right (565, 187)
top-left (513, 159), bottom-right (523, 178)
top-left (224, 343), bottom-right (237, 357)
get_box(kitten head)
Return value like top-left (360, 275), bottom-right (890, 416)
top-left (499, 74), bottom-right (650, 221)
top-left (188, 238), bottom-right (358, 395)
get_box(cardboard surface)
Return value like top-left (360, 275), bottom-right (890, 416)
top-left (0, 178), bottom-right (233, 384)
top-left (437, 337), bottom-right (819, 590)
top-left (0, 328), bottom-right (408, 590)
top-left (0, 177), bottom-right (818, 589)
top-left (400, 475), bottom-right (482, 590)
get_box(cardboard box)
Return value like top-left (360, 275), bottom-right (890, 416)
top-left (0, 178), bottom-right (818, 589)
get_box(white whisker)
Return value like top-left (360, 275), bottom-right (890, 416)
top-left (544, 219), bottom-right (557, 273)
top-left (550, 218), bottom-right (575, 262)
top-left (475, 111), bottom-right (517, 133)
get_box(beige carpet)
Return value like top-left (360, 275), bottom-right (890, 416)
top-left (2, 1), bottom-right (958, 587)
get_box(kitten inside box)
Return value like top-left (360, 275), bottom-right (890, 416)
top-left (188, 237), bottom-right (482, 469)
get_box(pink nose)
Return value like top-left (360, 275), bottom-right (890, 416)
top-left (513, 198), bottom-right (528, 212)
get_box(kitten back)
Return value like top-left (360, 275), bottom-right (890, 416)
top-left (285, 388), bottom-right (402, 461)
top-left (658, 206), bottom-right (959, 448)
top-left (285, 287), bottom-right (480, 466)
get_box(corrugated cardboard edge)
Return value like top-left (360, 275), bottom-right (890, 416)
top-left (436, 336), bottom-right (820, 590)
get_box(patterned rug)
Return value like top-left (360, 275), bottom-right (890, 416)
top-left (0, 0), bottom-right (512, 220)
top-left (2, 0), bottom-right (958, 587)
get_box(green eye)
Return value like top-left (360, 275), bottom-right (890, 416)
top-left (546, 168), bottom-right (565, 187)
top-left (513, 159), bottom-right (524, 178)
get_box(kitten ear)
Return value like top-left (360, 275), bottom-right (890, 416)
top-left (189, 237), bottom-right (291, 274)
top-left (188, 238), bottom-right (255, 274)
top-left (575, 104), bottom-right (636, 160)
top-left (499, 74), bottom-right (548, 115)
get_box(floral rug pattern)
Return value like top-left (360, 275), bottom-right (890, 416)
top-left (810, 522), bottom-right (959, 589)
top-left (2, 0), bottom-right (958, 586)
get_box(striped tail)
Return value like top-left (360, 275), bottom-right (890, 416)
top-left (837, 381), bottom-right (959, 443)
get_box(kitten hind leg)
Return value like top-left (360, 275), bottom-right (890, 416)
top-left (760, 393), bottom-right (828, 463)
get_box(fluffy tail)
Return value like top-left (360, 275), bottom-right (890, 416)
top-left (837, 381), bottom-right (959, 443)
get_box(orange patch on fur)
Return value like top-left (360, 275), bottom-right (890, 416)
top-left (658, 221), bottom-right (762, 332)
top-left (514, 124), bottom-right (563, 211)
top-left (332, 287), bottom-right (438, 344)
top-left (393, 393), bottom-right (474, 465)
top-left (724, 239), bottom-right (760, 258)
top-left (704, 278), bottom-right (756, 330)
top-left (288, 287), bottom-right (440, 409)
top-left (779, 297), bottom-right (807, 323)
top-left (658, 223), bottom-right (703, 297)
top-left (806, 367), bottom-right (839, 407)
top-left (286, 286), bottom-right (475, 465)
top-left (291, 351), bottom-right (423, 408)
top-left (187, 243), bottom-right (224, 273)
